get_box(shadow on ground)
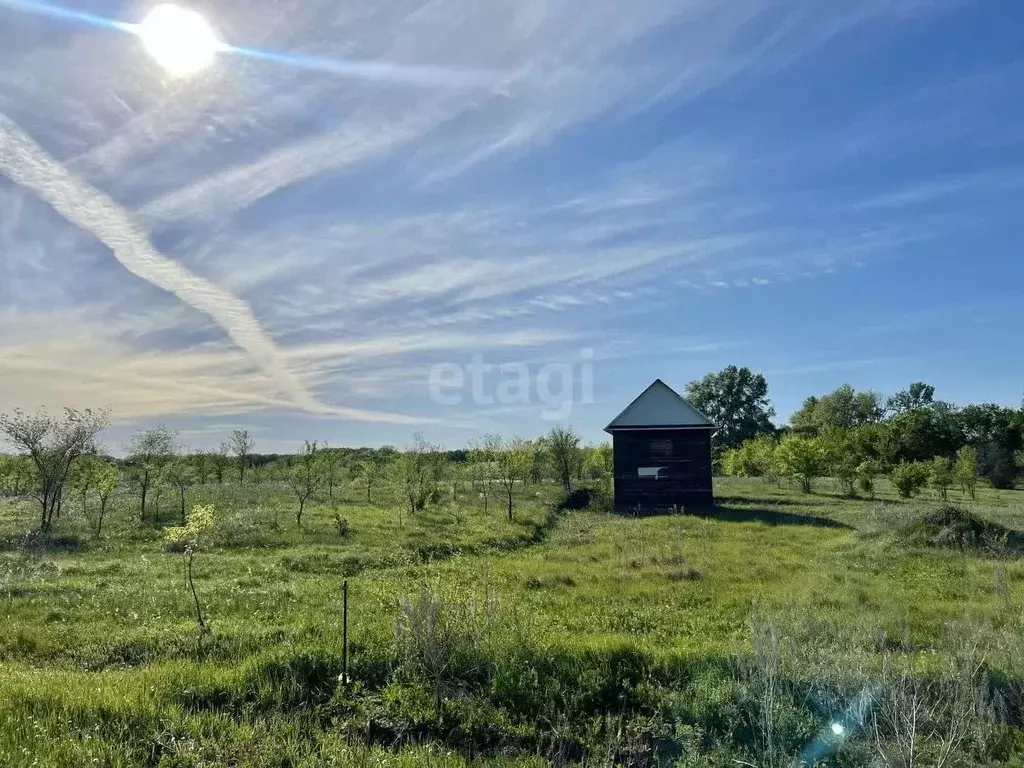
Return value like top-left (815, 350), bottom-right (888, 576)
top-left (713, 494), bottom-right (818, 508)
top-left (699, 505), bottom-right (851, 529)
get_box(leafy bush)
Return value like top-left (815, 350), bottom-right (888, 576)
top-left (890, 462), bottom-right (930, 498)
top-left (332, 512), bottom-right (351, 538)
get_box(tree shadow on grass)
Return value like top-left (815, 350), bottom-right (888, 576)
top-left (697, 504), bottom-right (851, 529)
top-left (714, 494), bottom-right (814, 509)
top-left (0, 531), bottom-right (87, 553)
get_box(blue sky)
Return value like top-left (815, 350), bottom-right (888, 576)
top-left (0, 0), bottom-right (1021, 453)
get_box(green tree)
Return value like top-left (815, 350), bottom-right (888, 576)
top-left (468, 434), bottom-right (500, 514)
top-left (584, 442), bottom-right (614, 493)
top-left (163, 457), bottom-right (197, 522)
top-left (0, 407), bottom-right (109, 532)
top-left (721, 435), bottom-right (779, 481)
top-left (685, 366), bottom-right (775, 453)
top-left (71, 455), bottom-right (101, 518)
top-left (495, 436), bottom-right (534, 522)
top-left (227, 429), bottom-right (256, 484)
top-left (0, 454), bottom-right (34, 497)
top-left (955, 445), bottom-right (979, 500)
top-left (791, 384), bottom-right (883, 432)
top-left (356, 454), bottom-right (388, 504)
top-left (774, 434), bottom-right (824, 493)
top-left (92, 461), bottom-right (120, 538)
top-left (547, 425), bottom-right (583, 494)
top-left (126, 426), bottom-right (177, 522)
top-left (886, 382), bottom-right (936, 415)
top-left (929, 456), bottom-right (955, 501)
top-left (286, 441), bottom-right (323, 527)
top-left (890, 461), bottom-right (930, 499)
top-left (880, 407), bottom-right (960, 467)
top-left (820, 428), bottom-right (860, 496)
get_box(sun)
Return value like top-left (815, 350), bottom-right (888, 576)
top-left (136, 4), bottom-right (223, 78)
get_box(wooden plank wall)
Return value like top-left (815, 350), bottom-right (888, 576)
top-left (612, 429), bottom-right (713, 512)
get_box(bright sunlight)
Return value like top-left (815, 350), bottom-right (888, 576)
top-left (136, 4), bottom-right (222, 77)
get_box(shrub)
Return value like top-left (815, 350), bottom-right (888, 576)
top-left (856, 461), bottom-right (879, 498)
top-left (332, 512), bottom-right (351, 538)
top-left (890, 462), bottom-right (929, 499)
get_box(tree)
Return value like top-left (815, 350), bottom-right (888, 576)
top-left (774, 434), bottom-right (824, 493)
top-left (880, 407), bottom-right (960, 467)
top-left (886, 382), bottom-right (936, 416)
top-left (71, 455), bottom-right (100, 518)
top-left (126, 426), bottom-right (177, 521)
top-left (0, 407), bottom-right (109, 532)
top-left (929, 456), bottom-right (955, 501)
top-left (790, 384), bottom-right (883, 432)
top-left (319, 446), bottom-right (345, 500)
top-left (820, 428), bottom-right (860, 496)
top-left (584, 442), bottom-right (614, 494)
top-left (495, 437), bottom-right (534, 522)
top-left (547, 425), bottom-right (583, 494)
top-left (211, 445), bottom-right (231, 484)
top-left (165, 504), bottom-right (215, 631)
top-left (956, 404), bottom-right (1023, 488)
top-left (356, 454), bottom-right (388, 504)
top-left (192, 452), bottom-right (212, 485)
top-left (163, 457), bottom-right (197, 522)
top-left (890, 462), bottom-right (930, 499)
top-left (227, 429), bottom-right (256, 484)
top-left (468, 434), bottom-right (500, 514)
top-left (92, 461), bottom-right (119, 538)
top-left (286, 441), bottom-right (323, 527)
top-left (722, 434), bottom-right (779, 482)
top-left (686, 366), bottom-right (775, 453)
top-left (395, 434), bottom-right (444, 519)
top-left (955, 446), bottom-right (979, 500)
top-left (0, 454), bottom-right (34, 497)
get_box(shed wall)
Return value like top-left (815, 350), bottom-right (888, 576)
top-left (612, 429), bottom-right (713, 512)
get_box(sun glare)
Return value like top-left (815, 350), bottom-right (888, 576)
top-left (136, 4), bottom-right (222, 77)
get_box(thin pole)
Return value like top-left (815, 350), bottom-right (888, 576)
top-left (342, 579), bottom-right (349, 686)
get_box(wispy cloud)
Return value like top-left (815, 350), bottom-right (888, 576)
top-left (0, 112), bottom-right (318, 409)
top-left (1, 0), bottom-right (1016, 446)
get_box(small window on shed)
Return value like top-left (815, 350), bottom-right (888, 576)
top-left (638, 466), bottom-right (667, 480)
top-left (650, 439), bottom-right (672, 456)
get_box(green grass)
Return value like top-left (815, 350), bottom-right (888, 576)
top-left (2, 477), bottom-right (1024, 766)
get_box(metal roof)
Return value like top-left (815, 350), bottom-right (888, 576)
top-left (604, 379), bottom-right (716, 432)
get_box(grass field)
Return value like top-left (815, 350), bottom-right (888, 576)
top-left (3, 477), bottom-right (1024, 766)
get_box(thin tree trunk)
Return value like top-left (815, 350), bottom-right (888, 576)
top-left (296, 497), bottom-right (305, 527)
top-left (180, 487), bottom-right (187, 522)
top-left (187, 550), bottom-right (205, 629)
top-left (96, 499), bottom-right (107, 538)
top-left (506, 488), bottom-right (513, 522)
top-left (140, 484), bottom-right (148, 522)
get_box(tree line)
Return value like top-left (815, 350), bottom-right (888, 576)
top-left (0, 409), bottom-right (613, 534)
top-left (684, 366), bottom-right (1024, 496)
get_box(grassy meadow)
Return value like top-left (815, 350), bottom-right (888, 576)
top-left (3, 476), bottom-right (1024, 766)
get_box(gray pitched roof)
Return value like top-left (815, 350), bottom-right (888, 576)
top-left (604, 379), bottom-right (716, 432)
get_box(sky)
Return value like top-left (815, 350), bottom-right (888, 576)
top-left (0, 0), bottom-right (1021, 454)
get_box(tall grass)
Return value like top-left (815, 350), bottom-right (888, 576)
top-left (2, 478), bottom-right (1023, 765)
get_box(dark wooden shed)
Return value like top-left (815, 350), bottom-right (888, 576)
top-left (605, 379), bottom-right (716, 513)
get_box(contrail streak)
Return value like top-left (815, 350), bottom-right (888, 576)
top-left (0, 113), bottom-right (319, 411)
